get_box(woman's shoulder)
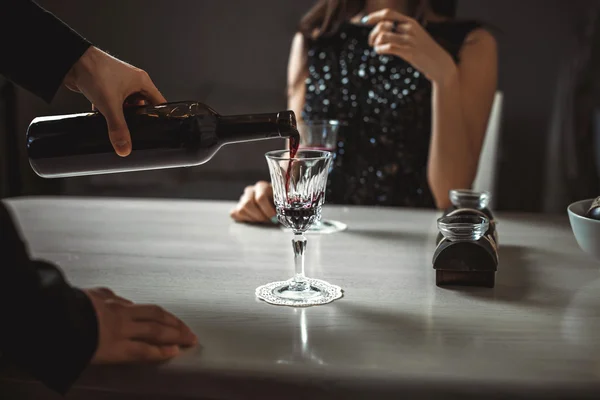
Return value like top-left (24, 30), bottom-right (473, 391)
top-left (427, 19), bottom-right (495, 61)
top-left (427, 19), bottom-right (487, 38)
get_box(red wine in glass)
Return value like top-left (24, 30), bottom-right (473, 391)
top-left (280, 200), bottom-right (320, 232)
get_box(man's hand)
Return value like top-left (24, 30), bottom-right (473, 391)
top-left (84, 287), bottom-right (197, 364)
top-left (63, 47), bottom-right (167, 157)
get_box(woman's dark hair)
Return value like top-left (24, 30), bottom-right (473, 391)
top-left (299, 0), bottom-right (457, 39)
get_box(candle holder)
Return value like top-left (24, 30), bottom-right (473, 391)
top-left (433, 190), bottom-right (499, 288)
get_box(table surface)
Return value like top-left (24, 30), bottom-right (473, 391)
top-left (2, 196), bottom-right (600, 399)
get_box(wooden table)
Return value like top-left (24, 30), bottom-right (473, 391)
top-left (1, 197), bottom-right (600, 399)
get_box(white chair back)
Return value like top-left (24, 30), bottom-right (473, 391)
top-left (472, 91), bottom-right (504, 209)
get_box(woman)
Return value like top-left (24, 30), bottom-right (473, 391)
top-left (231, 0), bottom-right (497, 223)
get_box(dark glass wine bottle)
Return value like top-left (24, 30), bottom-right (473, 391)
top-left (26, 101), bottom-right (298, 178)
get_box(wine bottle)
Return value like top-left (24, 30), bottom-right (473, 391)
top-left (586, 197), bottom-right (600, 220)
top-left (26, 101), bottom-right (298, 178)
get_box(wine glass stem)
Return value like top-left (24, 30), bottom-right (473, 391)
top-left (291, 233), bottom-right (308, 291)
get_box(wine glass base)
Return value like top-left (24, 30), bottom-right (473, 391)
top-left (280, 219), bottom-right (347, 234)
top-left (256, 278), bottom-right (343, 307)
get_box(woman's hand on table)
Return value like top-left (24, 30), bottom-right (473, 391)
top-left (230, 181), bottom-right (276, 223)
top-left (84, 287), bottom-right (197, 364)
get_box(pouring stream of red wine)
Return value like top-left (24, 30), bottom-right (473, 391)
top-left (285, 133), bottom-right (300, 199)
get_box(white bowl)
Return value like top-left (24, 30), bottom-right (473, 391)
top-left (567, 199), bottom-right (600, 260)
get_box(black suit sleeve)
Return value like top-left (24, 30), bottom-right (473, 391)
top-left (0, 0), bottom-right (92, 103)
top-left (0, 202), bottom-right (99, 394)
top-left (0, 1), bottom-right (99, 393)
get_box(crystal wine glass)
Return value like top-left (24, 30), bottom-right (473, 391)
top-left (278, 120), bottom-right (347, 234)
top-left (256, 149), bottom-right (343, 307)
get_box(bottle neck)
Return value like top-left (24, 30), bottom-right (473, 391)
top-left (217, 111), bottom-right (297, 143)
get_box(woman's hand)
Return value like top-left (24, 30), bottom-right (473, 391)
top-left (63, 46), bottom-right (167, 157)
top-left (366, 9), bottom-right (457, 85)
top-left (85, 287), bottom-right (197, 364)
top-left (230, 181), bottom-right (276, 223)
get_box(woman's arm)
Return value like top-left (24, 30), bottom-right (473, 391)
top-left (366, 9), bottom-right (498, 209)
top-left (287, 32), bottom-right (309, 126)
top-left (427, 29), bottom-right (498, 208)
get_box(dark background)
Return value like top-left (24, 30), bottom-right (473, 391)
top-left (2, 0), bottom-right (598, 212)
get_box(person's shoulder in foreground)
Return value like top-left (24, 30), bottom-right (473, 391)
top-left (0, 1), bottom-right (195, 395)
top-left (0, 0), bottom-right (91, 103)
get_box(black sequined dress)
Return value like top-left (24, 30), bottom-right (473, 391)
top-left (303, 20), bottom-right (481, 208)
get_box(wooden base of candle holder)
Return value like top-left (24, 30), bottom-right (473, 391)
top-left (432, 239), bottom-right (498, 288)
top-left (435, 270), bottom-right (495, 288)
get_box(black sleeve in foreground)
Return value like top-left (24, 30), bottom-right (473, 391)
top-left (0, 0), bottom-right (92, 103)
top-left (0, 202), bottom-right (99, 395)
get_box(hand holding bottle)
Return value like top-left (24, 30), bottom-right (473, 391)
top-left (230, 181), bottom-right (276, 223)
top-left (63, 46), bottom-right (167, 157)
